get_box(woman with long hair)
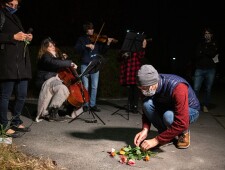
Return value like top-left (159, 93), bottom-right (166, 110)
top-left (35, 38), bottom-right (77, 122)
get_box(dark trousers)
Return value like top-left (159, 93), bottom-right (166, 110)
top-left (0, 80), bottom-right (28, 129)
top-left (127, 85), bottom-right (139, 110)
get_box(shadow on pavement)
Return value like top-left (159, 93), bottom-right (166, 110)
top-left (68, 127), bottom-right (158, 144)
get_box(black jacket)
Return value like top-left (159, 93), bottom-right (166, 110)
top-left (195, 40), bottom-right (218, 69)
top-left (75, 35), bottom-right (109, 65)
top-left (35, 52), bottom-right (72, 90)
top-left (0, 9), bottom-right (32, 80)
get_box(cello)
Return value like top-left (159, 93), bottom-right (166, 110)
top-left (58, 67), bottom-right (90, 108)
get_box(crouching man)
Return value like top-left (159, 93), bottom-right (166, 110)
top-left (134, 65), bottom-right (200, 149)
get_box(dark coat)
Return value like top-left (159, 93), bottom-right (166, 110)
top-left (35, 52), bottom-right (72, 90)
top-left (75, 35), bottom-right (109, 65)
top-left (0, 9), bottom-right (32, 80)
top-left (195, 40), bottom-right (218, 69)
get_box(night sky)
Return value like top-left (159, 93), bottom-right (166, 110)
top-left (17, 0), bottom-right (225, 74)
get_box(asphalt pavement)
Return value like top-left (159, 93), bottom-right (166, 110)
top-left (13, 83), bottom-right (225, 170)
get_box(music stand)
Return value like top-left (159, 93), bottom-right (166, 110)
top-left (111, 88), bottom-right (142, 120)
top-left (121, 31), bottom-right (145, 53)
top-left (69, 55), bottom-right (106, 125)
top-left (111, 103), bottom-right (130, 120)
top-left (111, 31), bottom-right (144, 119)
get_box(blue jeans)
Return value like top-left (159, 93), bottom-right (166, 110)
top-left (193, 68), bottom-right (216, 107)
top-left (143, 99), bottom-right (199, 133)
top-left (81, 64), bottom-right (99, 107)
top-left (0, 80), bottom-right (28, 129)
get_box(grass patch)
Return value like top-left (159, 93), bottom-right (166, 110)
top-left (0, 143), bottom-right (65, 170)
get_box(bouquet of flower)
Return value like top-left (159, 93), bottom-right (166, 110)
top-left (109, 145), bottom-right (157, 166)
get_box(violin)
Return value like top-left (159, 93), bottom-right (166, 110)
top-left (90, 33), bottom-right (118, 44)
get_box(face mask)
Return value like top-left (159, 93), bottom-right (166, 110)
top-left (142, 89), bottom-right (156, 97)
top-left (6, 6), bottom-right (18, 14)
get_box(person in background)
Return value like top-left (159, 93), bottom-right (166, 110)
top-left (75, 21), bottom-right (114, 112)
top-left (119, 39), bottom-right (147, 113)
top-left (35, 37), bottom-right (77, 122)
top-left (0, 0), bottom-right (33, 138)
top-left (134, 65), bottom-right (200, 150)
top-left (193, 27), bottom-right (219, 113)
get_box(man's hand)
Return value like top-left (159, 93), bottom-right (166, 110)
top-left (134, 128), bottom-right (148, 146)
top-left (140, 138), bottom-right (159, 151)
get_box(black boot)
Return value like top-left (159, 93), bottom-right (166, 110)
top-left (48, 108), bottom-right (67, 122)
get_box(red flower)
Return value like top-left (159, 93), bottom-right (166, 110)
top-left (128, 159), bottom-right (136, 166)
top-left (119, 155), bottom-right (127, 164)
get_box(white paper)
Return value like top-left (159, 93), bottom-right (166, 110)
top-left (212, 54), bottom-right (219, 63)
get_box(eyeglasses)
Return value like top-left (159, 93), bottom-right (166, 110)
top-left (6, 2), bottom-right (20, 9)
top-left (138, 86), bottom-right (150, 91)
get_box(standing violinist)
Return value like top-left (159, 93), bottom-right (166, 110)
top-left (75, 21), bottom-right (114, 112)
top-left (35, 37), bottom-right (78, 122)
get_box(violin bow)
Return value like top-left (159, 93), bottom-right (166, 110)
top-left (93, 22), bottom-right (105, 46)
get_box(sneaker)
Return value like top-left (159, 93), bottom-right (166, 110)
top-left (177, 130), bottom-right (190, 149)
top-left (83, 106), bottom-right (89, 112)
top-left (90, 106), bottom-right (101, 112)
top-left (202, 106), bottom-right (209, 113)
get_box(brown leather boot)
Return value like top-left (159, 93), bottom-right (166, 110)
top-left (177, 130), bottom-right (190, 149)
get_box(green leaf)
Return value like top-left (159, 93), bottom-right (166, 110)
top-left (128, 153), bottom-right (133, 157)
top-left (131, 155), bottom-right (137, 160)
top-left (112, 145), bottom-right (159, 163)
top-left (135, 146), bottom-right (141, 150)
top-left (123, 147), bottom-right (130, 152)
top-left (24, 40), bottom-right (30, 45)
top-left (136, 150), bottom-right (142, 155)
top-left (137, 155), bottom-right (143, 160)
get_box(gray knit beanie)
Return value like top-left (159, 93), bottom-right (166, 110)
top-left (137, 65), bottom-right (159, 86)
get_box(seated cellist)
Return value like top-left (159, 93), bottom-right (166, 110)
top-left (35, 37), bottom-right (78, 122)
